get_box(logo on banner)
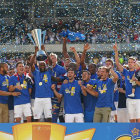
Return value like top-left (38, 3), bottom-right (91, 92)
top-left (0, 122), bottom-right (96, 140)
top-left (116, 128), bottom-right (140, 140)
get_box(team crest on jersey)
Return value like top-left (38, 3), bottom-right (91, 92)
top-left (98, 84), bottom-right (107, 94)
top-left (2, 79), bottom-right (9, 87)
top-left (65, 87), bottom-right (75, 96)
top-left (43, 74), bottom-right (48, 83)
top-left (65, 88), bottom-right (70, 94)
top-left (71, 87), bottom-right (75, 96)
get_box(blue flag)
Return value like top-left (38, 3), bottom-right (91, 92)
top-left (59, 30), bottom-right (85, 41)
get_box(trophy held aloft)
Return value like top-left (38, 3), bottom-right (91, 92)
top-left (29, 29), bottom-right (47, 61)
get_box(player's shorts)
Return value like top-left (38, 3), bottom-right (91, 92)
top-left (117, 108), bottom-right (129, 122)
top-left (126, 98), bottom-right (140, 120)
top-left (65, 113), bottom-right (84, 123)
top-left (14, 103), bottom-right (32, 118)
top-left (31, 99), bottom-right (35, 114)
top-left (84, 110), bottom-right (94, 122)
top-left (33, 98), bottom-right (52, 119)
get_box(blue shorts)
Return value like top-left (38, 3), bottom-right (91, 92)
top-left (84, 110), bottom-right (95, 122)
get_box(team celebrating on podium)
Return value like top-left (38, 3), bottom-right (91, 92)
top-left (0, 38), bottom-right (140, 123)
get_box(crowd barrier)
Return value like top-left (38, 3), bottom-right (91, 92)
top-left (0, 43), bottom-right (139, 53)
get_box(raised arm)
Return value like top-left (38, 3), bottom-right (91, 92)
top-left (62, 37), bottom-right (70, 59)
top-left (113, 43), bottom-right (124, 72)
top-left (70, 47), bottom-right (80, 70)
top-left (30, 46), bottom-right (38, 72)
top-left (81, 43), bottom-right (90, 70)
top-left (41, 45), bottom-right (52, 66)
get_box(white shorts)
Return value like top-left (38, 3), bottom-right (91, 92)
top-left (126, 98), bottom-right (140, 120)
top-left (117, 108), bottom-right (129, 122)
top-left (33, 98), bottom-right (52, 119)
top-left (9, 110), bottom-right (14, 123)
top-left (14, 103), bottom-right (32, 118)
top-left (31, 99), bottom-right (35, 114)
top-left (65, 113), bottom-right (84, 123)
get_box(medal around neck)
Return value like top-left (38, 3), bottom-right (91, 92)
top-left (28, 29), bottom-right (47, 61)
top-left (39, 82), bottom-right (42, 86)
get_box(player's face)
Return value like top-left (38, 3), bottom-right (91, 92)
top-left (50, 55), bottom-right (57, 65)
top-left (24, 65), bottom-right (29, 73)
top-left (88, 64), bottom-right (96, 74)
top-left (64, 59), bottom-right (71, 70)
top-left (3, 64), bottom-right (8, 75)
top-left (128, 59), bottom-right (135, 70)
top-left (39, 62), bottom-right (46, 72)
top-left (106, 61), bottom-right (113, 68)
top-left (100, 68), bottom-right (108, 80)
top-left (17, 64), bottom-right (24, 74)
top-left (82, 72), bottom-right (90, 81)
top-left (67, 71), bottom-right (75, 80)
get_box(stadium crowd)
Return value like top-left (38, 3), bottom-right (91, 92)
top-left (0, 19), bottom-right (140, 45)
top-left (0, 37), bottom-right (140, 123)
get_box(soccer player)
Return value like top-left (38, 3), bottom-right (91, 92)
top-left (9, 62), bottom-right (32, 123)
top-left (30, 46), bottom-right (53, 122)
top-left (113, 43), bottom-right (140, 122)
top-left (50, 52), bottom-right (66, 122)
top-left (81, 70), bottom-right (97, 122)
top-left (0, 63), bottom-right (20, 123)
top-left (51, 68), bottom-right (86, 123)
top-left (85, 66), bottom-right (118, 122)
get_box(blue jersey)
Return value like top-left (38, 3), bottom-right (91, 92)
top-left (91, 73), bottom-right (98, 80)
top-left (52, 64), bottom-right (66, 88)
top-left (32, 69), bottom-right (54, 98)
top-left (96, 78), bottom-right (115, 108)
top-left (59, 80), bottom-right (83, 114)
top-left (9, 74), bottom-right (32, 105)
top-left (83, 79), bottom-right (97, 112)
top-left (122, 68), bottom-right (140, 99)
top-left (0, 74), bottom-right (9, 104)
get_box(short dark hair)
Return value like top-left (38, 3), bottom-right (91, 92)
top-left (16, 61), bottom-right (24, 68)
top-left (88, 63), bottom-right (97, 68)
top-left (67, 68), bottom-right (76, 74)
top-left (82, 70), bottom-right (90, 75)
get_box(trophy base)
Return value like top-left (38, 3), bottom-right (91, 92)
top-left (36, 50), bottom-right (47, 61)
